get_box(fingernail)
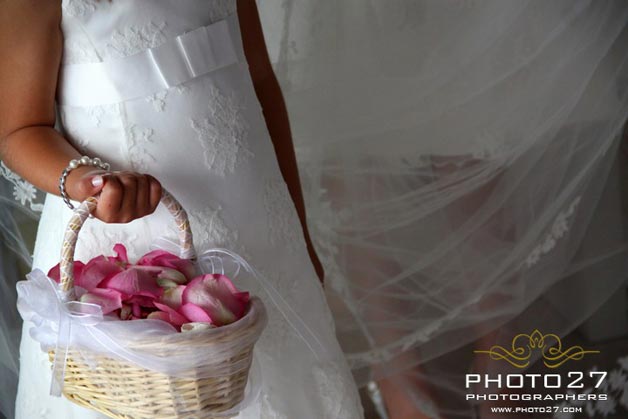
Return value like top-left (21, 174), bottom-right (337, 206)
top-left (91, 176), bottom-right (103, 187)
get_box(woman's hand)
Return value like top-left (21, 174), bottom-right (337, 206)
top-left (65, 166), bottom-right (162, 223)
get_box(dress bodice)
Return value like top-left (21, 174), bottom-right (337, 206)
top-left (61, 0), bottom-right (237, 65)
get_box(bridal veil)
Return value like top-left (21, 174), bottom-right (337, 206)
top-left (259, 0), bottom-right (628, 416)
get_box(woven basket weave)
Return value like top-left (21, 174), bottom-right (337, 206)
top-left (49, 190), bottom-right (266, 419)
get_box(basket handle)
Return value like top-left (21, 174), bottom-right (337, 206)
top-left (58, 189), bottom-right (196, 299)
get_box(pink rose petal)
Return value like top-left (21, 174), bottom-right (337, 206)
top-left (111, 243), bottom-right (129, 264)
top-left (179, 303), bottom-right (213, 323)
top-left (132, 302), bottom-right (142, 318)
top-left (79, 256), bottom-right (124, 291)
top-left (100, 267), bottom-right (163, 299)
top-left (138, 250), bottom-right (197, 281)
top-left (183, 274), bottom-right (249, 324)
top-left (235, 291), bottom-right (251, 305)
top-left (182, 283), bottom-right (236, 326)
top-left (80, 288), bottom-right (122, 314)
top-left (125, 295), bottom-right (156, 308)
top-left (135, 265), bottom-right (188, 288)
top-left (153, 302), bottom-right (189, 326)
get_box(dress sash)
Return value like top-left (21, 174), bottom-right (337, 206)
top-left (58, 15), bottom-right (240, 107)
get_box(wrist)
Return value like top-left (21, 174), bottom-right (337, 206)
top-left (58, 155), bottom-right (111, 208)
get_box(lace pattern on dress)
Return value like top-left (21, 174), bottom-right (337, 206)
top-left (124, 124), bottom-right (156, 172)
top-left (263, 179), bottom-right (303, 250)
top-left (0, 163), bottom-right (44, 213)
top-left (313, 362), bottom-right (364, 419)
top-left (62, 37), bottom-right (102, 65)
top-left (255, 268), bottom-right (299, 352)
top-left (260, 391), bottom-right (288, 419)
top-left (76, 227), bottom-right (142, 262)
top-left (105, 21), bottom-right (169, 59)
top-left (62, 0), bottom-right (98, 17)
top-left (190, 85), bottom-right (253, 177)
top-left (525, 196), bottom-right (581, 268)
top-left (554, 357), bottom-right (628, 418)
top-left (146, 91), bottom-right (169, 113)
top-left (207, 0), bottom-right (238, 23)
top-left (187, 205), bottom-right (239, 250)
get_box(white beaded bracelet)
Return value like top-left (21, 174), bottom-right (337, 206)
top-left (59, 155), bottom-right (111, 210)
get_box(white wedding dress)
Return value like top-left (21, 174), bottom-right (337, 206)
top-left (15, 1), bottom-right (363, 418)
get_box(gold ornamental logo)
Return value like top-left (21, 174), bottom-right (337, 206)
top-left (474, 329), bottom-right (599, 369)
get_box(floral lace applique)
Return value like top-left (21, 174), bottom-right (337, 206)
top-left (76, 228), bottom-right (141, 262)
top-left (86, 104), bottom-right (121, 127)
top-left (0, 162), bottom-right (44, 212)
top-left (186, 205), bottom-right (239, 250)
top-left (263, 180), bottom-right (304, 250)
top-left (300, 183), bottom-right (346, 294)
top-left (525, 196), bottom-right (581, 268)
top-left (190, 85), bottom-right (252, 177)
top-left (17, 393), bottom-right (53, 419)
top-left (60, 105), bottom-right (121, 153)
top-left (554, 359), bottom-right (628, 418)
top-left (313, 362), bottom-right (363, 419)
top-left (60, 1), bottom-right (103, 65)
top-left (208, 0), bottom-right (238, 22)
top-left (175, 84), bottom-right (191, 95)
top-left (258, 312), bottom-right (292, 357)
top-left (146, 91), bottom-right (168, 113)
top-left (260, 391), bottom-right (289, 419)
top-left (62, 37), bottom-right (101, 65)
top-left (124, 124), bottom-right (156, 172)
top-left (105, 22), bottom-right (168, 59)
top-left (470, 128), bottom-right (512, 160)
top-left (62, 0), bottom-right (98, 17)
top-left (346, 344), bottom-right (391, 370)
top-left (255, 268), bottom-right (299, 352)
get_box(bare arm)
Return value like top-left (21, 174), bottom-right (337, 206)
top-left (237, 0), bottom-right (325, 283)
top-left (0, 0), bottom-right (72, 195)
top-left (0, 0), bottom-right (160, 223)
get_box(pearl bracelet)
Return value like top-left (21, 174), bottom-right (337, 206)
top-left (59, 155), bottom-right (111, 210)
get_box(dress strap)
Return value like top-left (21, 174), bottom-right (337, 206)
top-left (58, 15), bottom-right (241, 107)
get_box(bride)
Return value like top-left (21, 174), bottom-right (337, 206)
top-left (0, 0), bottom-right (362, 418)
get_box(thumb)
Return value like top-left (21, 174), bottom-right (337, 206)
top-left (65, 168), bottom-right (108, 202)
top-left (75, 174), bottom-right (105, 199)
top-left (88, 174), bottom-right (105, 194)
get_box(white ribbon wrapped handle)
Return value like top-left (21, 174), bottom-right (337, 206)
top-left (58, 189), bottom-right (196, 301)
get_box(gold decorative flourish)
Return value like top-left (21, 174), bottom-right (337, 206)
top-left (474, 329), bottom-right (599, 369)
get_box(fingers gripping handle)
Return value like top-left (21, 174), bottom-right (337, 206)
top-left (59, 190), bottom-right (196, 299)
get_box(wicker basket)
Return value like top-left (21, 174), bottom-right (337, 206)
top-left (49, 190), bottom-right (266, 419)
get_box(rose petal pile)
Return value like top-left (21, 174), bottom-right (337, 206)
top-left (48, 244), bottom-right (250, 330)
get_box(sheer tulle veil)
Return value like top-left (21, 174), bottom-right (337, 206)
top-left (258, 0), bottom-right (628, 416)
top-left (1, 1), bottom-right (628, 418)
top-left (0, 174), bottom-right (44, 417)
